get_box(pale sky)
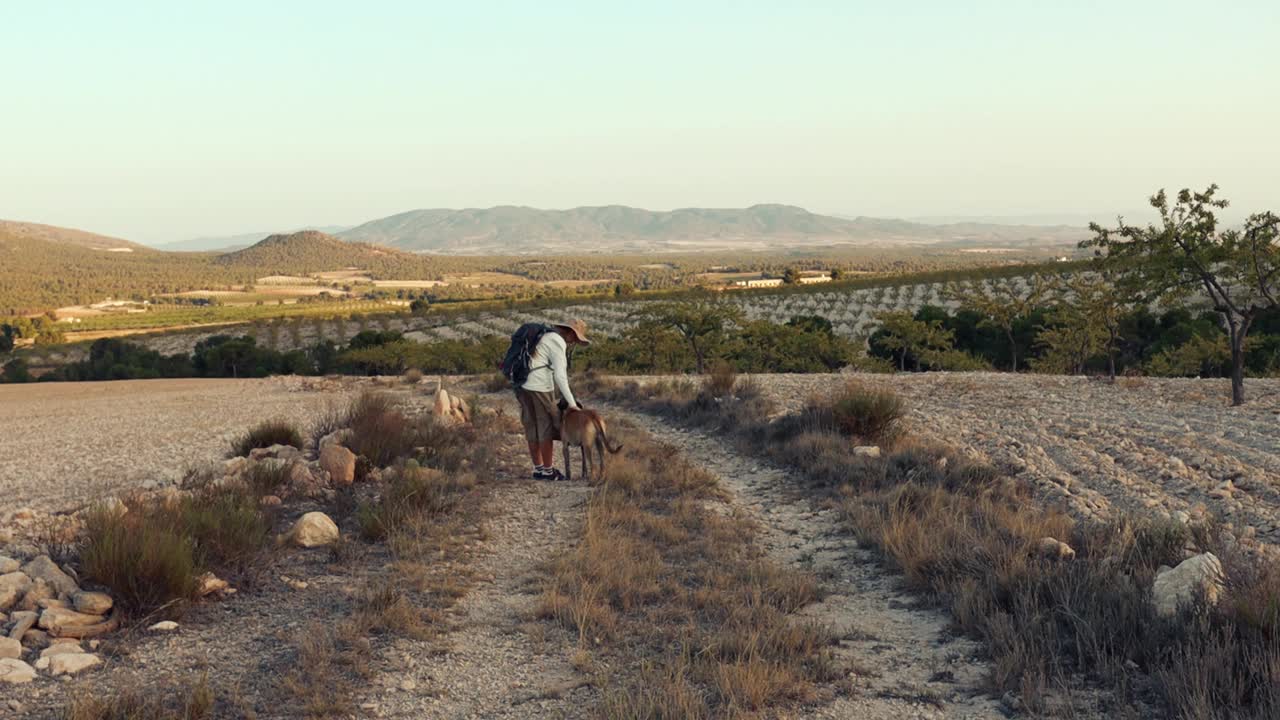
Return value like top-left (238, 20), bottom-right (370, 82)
top-left (2, 1), bottom-right (1277, 244)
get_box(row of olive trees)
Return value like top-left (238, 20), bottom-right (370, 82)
top-left (928, 186), bottom-right (1278, 405)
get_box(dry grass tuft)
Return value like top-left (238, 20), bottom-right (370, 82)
top-left (703, 360), bottom-right (738, 398)
top-left (63, 674), bottom-right (216, 720)
top-left (229, 418), bottom-right (303, 458)
top-left (540, 423), bottom-right (835, 717)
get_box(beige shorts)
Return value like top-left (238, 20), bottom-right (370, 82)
top-left (516, 389), bottom-right (559, 444)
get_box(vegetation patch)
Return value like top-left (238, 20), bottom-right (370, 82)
top-left (540, 421), bottom-right (840, 717)
top-left (598, 374), bottom-right (1280, 718)
top-left (228, 418), bottom-right (303, 457)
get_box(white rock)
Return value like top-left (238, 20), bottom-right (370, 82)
top-left (853, 446), bottom-right (881, 458)
top-left (0, 638), bottom-right (21, 660)
top-left (0, 573), bottom-right (32, 611)
top-left (0, 557), bottom-right (18, 575)
top-left (48, 652), bottom-right (101, 676)
top-left (38, 607), bottom-right (105, 634)
top-left (1152, 552), bottom-right (1224, 618)
top-left (287, 512), bottom-right (340, 548)
top-left (197, 573), bottom-right (229, 597)
top-left (320, 445), bottom-right (357, 486)
top-left (148, 621), bottom-right (179, 632)
top-left (0, 658), bottom-right (35, 684)
top-left (39, 642), bottom-right (82, 659)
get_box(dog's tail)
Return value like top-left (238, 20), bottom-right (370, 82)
top-left (591, 414), bottom-right (623, 454)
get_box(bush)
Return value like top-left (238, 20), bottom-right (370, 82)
top-left (343, 392), bottom-right (416, 467)
top-left (703, 360), bottom-right (737, 398)
top-left (824, 382), bottom-right (906, 443)
top-left (357, 462), bottom-right (474, 541)
top-left (229, 418), bottom-right (303, 458)
top-left (79, 486), bottom-right (273, 618)
top-left (80, 504), bottom-right (200, 616)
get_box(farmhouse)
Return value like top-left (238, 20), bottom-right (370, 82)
top-left (798, 274), bottom-right (832, 285)
top-left (732, 277), bottom-right (785, 288)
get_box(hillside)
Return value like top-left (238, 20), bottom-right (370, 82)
top-left (0, 230), bottom-right (247, 315)
top-left (0, 219), bottom-right (149, 252)
top-left (214, 230), bottom-right (435, 276)
top-left (156, 225), bottom-right (350, 252)
top-left (339, 204), bottom-right (1089, 254)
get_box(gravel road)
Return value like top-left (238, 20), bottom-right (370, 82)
top-left (0, 377), bottom-right (355, 516)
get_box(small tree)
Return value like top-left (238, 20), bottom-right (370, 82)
top-left (637, 298), bottom-right (743, 373)
top-left (948, 276), bottom-right (1049, 372)
top-left (874, 311), bottom-right (954, 371)
top-left (782, 267), bottom-right (801, 285)
top-left (1044, 272), bottom-right (1130, 378)
top-left (1084, 185), bottom-right (1280, 405)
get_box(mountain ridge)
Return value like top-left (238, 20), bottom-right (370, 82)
top-left (0, 220), bottom-right (149, 252)
top-left (338, 204), bottom-right (1089, 254)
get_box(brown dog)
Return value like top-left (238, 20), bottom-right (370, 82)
top-left (559, 405), bottom-right (623, 482)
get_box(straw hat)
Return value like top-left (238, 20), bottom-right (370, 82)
top-left (554, 318), bottom-right (591, 345)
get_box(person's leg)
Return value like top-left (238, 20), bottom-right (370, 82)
top-left (538, 439), bottom-right (555, 467)
top-left (516, 390), bottom-right (547, 478)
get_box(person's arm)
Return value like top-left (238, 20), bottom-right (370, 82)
top-left (549, 336), bottom-right (578, 408)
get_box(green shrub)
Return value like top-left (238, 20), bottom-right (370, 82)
top-left (80, 505), bottom-right (200, 616)
top-left (229, 418), bottom-right (303, 458)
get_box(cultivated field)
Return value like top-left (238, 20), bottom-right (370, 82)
top-left (756, 372), bottom-right (1280, 547)
top-left (0, 378), bottom-right (356, 514)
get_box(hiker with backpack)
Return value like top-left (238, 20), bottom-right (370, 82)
top-left (500, 319), bottom-right (591, 480)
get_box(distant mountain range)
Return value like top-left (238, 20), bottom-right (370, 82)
top-left (338, 204), bottom-right (1089, 254)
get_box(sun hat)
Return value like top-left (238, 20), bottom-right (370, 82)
top-left (554, 318), bottom-right (591, 345)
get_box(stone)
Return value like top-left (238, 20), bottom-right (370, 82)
top-left (21, 556), bottom-right (78, 596)
top-left (287, 462), bottom-right (323, 498)
top-left (72, 591), bottom-right (113, 616)
top-left (148, 621), bottom-right (179, 632)
top-left (852, 446), bottom-right (881, 458)
top-left (319, 429), bottom-right (353, 451)
top-left (20, 629), bottom-right (47, 647)
top-left (0, 658), bottom-right (35, 684)
top-left (38, 607), bottom-right (106, 634)
top-left (0, 557), bottom-right (18, 574)
top-left (260, 495), bottom-right (282, 507)
top-left (320, 445), bottom-right (357, 486)
top-left (7, 611), bottom-right (36, 640)
top-left (197, 573), bottom-right (229, 597)
top-left (39, 642), bottom-right (82, 659)
top-left (0, 572), bottom-right (32, 611)
top-left (0, 638), bottom-right (21, 660)
top-left (17, 580), bottom-right (54, 612)
top-left (433, 387), bottom-right (451, 419)
top-left (250, 444), bottom-right (302, 462)
top-left (48, 652), bottom-right (101, 676)
top-left (287, 512), bottom-right (340, 548)
top-left (1036, 537), bottom-right (1076, 561)
top-left (1152, 552), bottom-right (1224, 618)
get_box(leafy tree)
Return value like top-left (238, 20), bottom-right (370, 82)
top-left (1037, 273), bottom-right (1130, 377)
top-left (409, 298), bottom-right (430, 315)
top-left (782, 267), bottom-right (801, 285)
top-left (948, 276), bottom-right (1050, 371)
top-left (1, 358), bottom-right (31, 383)
top-left (872, 311), bottom-right (955, 371)
top-left (1084, 185), bottom-right (1280, 404)
top-left (636, 298), bottom-right (743, 373)
top-left (347, 329), bottom-right (404, 350)
top-left (786, 314), bottom-right (834, 337)
top-left (0, 325), bottom-right (13, 354)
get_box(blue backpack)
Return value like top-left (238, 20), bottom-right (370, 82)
top-left (499, 323), bottom-right (552, 388)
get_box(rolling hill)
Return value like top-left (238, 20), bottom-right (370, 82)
top-left (338, 204), bottom-right (1090, 254)
top-left (214, 230), bottom-right (433, 276)
top-left (156, 225), bottom-right (350, 252)
top-left (0, 220), bottom-right (149, 252)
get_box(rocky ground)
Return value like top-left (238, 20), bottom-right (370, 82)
top-left (2, 372), bottom-right (1276, 717)
top-left (756, 373), bottom-right (1280, 546)
top-left (0, 377), bottom-right (362, 515)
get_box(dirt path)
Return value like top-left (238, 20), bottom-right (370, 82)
top-left (362, 402), bottom-right (597, 719)
top-left (613, 406), bottom-right (1006, 720)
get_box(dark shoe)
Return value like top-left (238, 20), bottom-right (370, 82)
top-left (543, 468), bottom-right (565, 481)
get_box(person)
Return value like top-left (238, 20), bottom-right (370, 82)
top-left (516, 319), bottom-right (590, 480)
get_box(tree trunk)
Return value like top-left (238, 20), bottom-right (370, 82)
top-left (1107, 330), bottom-right (1117, 381)
top-left (1006, 328), bottom-right (1018, 372)
top-left (1229, 325), bottom-right (1247, 406)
